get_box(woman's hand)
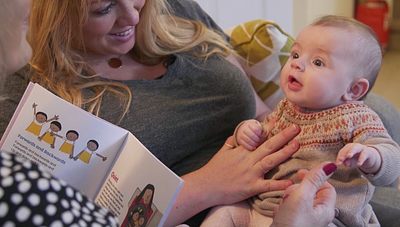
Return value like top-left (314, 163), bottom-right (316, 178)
top-left (271, 162), bottom-right (337, 227)
top-left (165, 121), bottom-right (301, 226)
top-left (206, 123), bottom-right (300, 206)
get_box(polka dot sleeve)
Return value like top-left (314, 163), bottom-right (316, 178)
top-left (0, 151), bottom-right (119, 227)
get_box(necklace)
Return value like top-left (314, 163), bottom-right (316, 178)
top-left (107, 56), bottom-right (122, 69)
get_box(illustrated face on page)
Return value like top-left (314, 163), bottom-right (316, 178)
top-left (87, 141), bottom-right (98, 151)
top-left (143, 189), bottom-right (153, 204)
top-left (66, 132), bottom-right (79, 141)
top-left (50, 124), bottom-right (61, 132)
top-left (36, 113), bottom-right (47, 123)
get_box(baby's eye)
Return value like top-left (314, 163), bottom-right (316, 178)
top-left (292, 53), bottom-right (299, 59)
top-left (313, 59), bottom-right (325, 67)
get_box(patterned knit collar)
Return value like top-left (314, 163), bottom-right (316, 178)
top-left (290, 99), bottom-right (365, 114)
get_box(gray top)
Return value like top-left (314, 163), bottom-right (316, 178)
top-left (1, 0), bottom-right (256, 177)
top-left (1, 53), bottom-right (256, 176)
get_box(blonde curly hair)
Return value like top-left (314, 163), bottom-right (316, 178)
top-left (28, 0), bottom-right (233, 122)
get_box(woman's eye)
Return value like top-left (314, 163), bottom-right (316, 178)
top-left (314, 59), bottom-right (325, 67)
top-left (96, 2), bottom-right (117, 15)
top-left (292, 53), bottom-right (299, 59)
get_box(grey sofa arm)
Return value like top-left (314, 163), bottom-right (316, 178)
top-left (365, 92), bottom-right (400, 188)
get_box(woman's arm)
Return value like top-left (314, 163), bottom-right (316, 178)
top-left (164, 121), bottom-right (300, 226)
top-left (227, 54), bottom-right (272, 121)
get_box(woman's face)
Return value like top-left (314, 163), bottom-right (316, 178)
top-left (3, 0), bottom-right (32, 75)
top-left (82, 0), bottom-right (146, 60)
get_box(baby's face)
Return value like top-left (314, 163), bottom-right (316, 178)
top-left (281, 25), bottom-right (357, 110)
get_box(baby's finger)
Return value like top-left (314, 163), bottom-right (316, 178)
top-left (357, 151), bottom-right (368, 166)
top-left (344, 158), bottom-right (358, 168)
top-left (336, 155), bottom-right (346, 165)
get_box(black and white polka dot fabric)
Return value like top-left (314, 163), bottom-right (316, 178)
top-left (0, 151), bottom-right (119, 227)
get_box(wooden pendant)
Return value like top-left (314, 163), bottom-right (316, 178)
top-left (108, 58), bottom-right (122, 69)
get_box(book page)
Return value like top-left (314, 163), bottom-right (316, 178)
top-left (95, 133), bottom-right (184, 227)
top-left (0, 83), bottom-right (128, 198)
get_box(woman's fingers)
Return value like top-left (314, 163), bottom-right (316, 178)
top-left (296, 162), bottom-right (337, 196)
top-left (271, 162), bottom-right (337, 227)
top-left (254, 124), bottom-right (300, 161)
top-left (253, 124), bottom-right (300, 175)
top-left (222, 136), bottom-right (236, 150)
top-left (258, 141), bottom-right (299, 175)
top-left (253, 179), bottom-right (294, 196)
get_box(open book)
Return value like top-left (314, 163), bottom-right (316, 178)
top-left (0, 82), bottom-right (184, 227)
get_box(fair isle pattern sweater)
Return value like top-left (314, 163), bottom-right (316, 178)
top-left (249, 98), bottom-right (400, 227)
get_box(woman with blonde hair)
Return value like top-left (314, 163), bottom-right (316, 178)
top-left (1, 0), bottom-right (397, 226)
top-left (0, 0), bottom-right (119, 226)
top-left (2, 0), bottom-right (283, 225)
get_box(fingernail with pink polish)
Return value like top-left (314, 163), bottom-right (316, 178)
top-left (323, 163), bottom-right (337, 176)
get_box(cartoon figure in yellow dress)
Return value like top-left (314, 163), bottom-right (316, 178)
top-left (59, 130), bottom-right (79, 158)
top-left (38, 121), bottom-right (62, 149)
top-left (73, 140), bottom-right (107, 164)
top-left (26, 103), bottom-right (59, 136)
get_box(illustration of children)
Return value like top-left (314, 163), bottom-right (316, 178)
top-left (121, 184), bottom-right (155, 227)
top-left (125, 210), bottom-right (147, 227)
top-left (136, 216), bottom-right (145, 227)
top-left (59, 130), bottom-right (79, 158)
top-left (26, 103), bottom-right (59, 136)
top-left (38, 121), bottom-right (62, 149)
top-left (125, 206), bottom-right (148, 227)
top-left (131, 211), bottom-right (140, 226)
top-left (73, 140), bottom-right (107, 164)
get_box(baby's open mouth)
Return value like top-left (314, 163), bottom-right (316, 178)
top-left (289, 75), bottom-right (301, 85)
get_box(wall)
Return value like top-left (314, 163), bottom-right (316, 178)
top-left (293, 0), bottom-right (355, 37)
top-left (194, 0), bottom-right (355, 38)
top-left (193, 0), bottom-right (293, 35)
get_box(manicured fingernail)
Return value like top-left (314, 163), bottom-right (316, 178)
top-left (291, 124), bottom-right (297, 132)
top-left (282, 194), bottom-right (289, 203)
top-left (323, 163), bottom-right (337, 176)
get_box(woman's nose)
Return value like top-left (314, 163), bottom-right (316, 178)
top-left (117, 3), bottom-right (140, 27)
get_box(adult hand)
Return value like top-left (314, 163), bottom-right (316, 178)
top-left (165, 121), bottom-right (301, 226)
top-left (271, 162), bottom-right (337, 227)
top-left (205, 121), bottom-right (301, 206)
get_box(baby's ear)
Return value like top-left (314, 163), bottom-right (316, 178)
top-left (342, 78), bottom-right (369, 101)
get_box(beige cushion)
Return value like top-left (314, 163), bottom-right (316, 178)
top-left (227, 19), bottom-right (294, 110)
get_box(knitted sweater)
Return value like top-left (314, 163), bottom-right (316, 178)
top-left (249, 98), bottom-right (400, 227)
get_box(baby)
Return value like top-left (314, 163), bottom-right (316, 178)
top-left (203, 15), bottom-right (400, 227)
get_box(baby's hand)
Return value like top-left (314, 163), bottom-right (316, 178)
top-left (336, 143), bottom-right (381, 174)
top-left (235, 119), bottom-right (264, 151)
